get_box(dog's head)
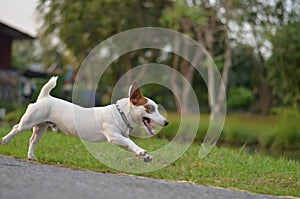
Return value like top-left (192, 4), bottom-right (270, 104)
top-left (128, 81), bottom-right (169, 135)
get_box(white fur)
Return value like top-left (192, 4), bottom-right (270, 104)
top-left (1, 77), bottom-right (168, 162)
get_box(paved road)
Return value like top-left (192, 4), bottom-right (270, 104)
top-left (0, 155), bottom-right (285, 199)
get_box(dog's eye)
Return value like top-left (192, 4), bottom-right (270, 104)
top-left (144, 105), bottom-right (155, 114)
top-left (150, 106), bottom-right (155, 113)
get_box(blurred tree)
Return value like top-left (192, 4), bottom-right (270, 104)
top-left (37, 0), bottom-right (172, 104)
top-left (37, 0), bottom-right (171, 67)
top-left (160, 0), bottom-right (234, 114)
top-left (267, 22), bottom-right (300, 106)
top-left (234, 0), bottom-right (300, 114)
top-left (160, 0), bottom-right (300, 114)
top-left (228, 44), bottom-right (258, 110)
top-left (229, 44), bottom-right (258, 89)
top-left (12, 40), bottom-right (41, 69)
top-left (36, 0), bottom-right (300, 113)
top-left (227, 87), bottom-right (255, 109)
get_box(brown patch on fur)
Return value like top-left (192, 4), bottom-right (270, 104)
top-left (144, 104), bottom-right (154, 113)
top-left (130, 81), bottom-right (147, 106)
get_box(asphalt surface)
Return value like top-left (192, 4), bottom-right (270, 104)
top-left (0, 155), bottom-right (286, 199)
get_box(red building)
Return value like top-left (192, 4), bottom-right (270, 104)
top-left (0, 20), bottom-right (35, 70)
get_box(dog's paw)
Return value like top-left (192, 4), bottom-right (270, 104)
top-left (137, 149), bottom-right (147, 157)
top-left (143, 154), bottom-right (152, 162)
top-left (28, 152), bottom-right (36, 161)
top-left (27, 156), bottom-right (36, 161)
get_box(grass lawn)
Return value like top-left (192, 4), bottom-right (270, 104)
top-left (0, 125), bottom-right (299, 197)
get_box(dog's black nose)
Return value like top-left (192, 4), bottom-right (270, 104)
top-left (164, 120), bottom-right (169, 126)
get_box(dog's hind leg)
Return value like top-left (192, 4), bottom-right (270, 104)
top-left (1, 123), bottom-right (26, 145)
top-left (1, 121), bottom-right (35, 145)
top-left (1, 117), bottom-right (39, 144)
top-left (1, 104), bottom-right (42, 145)
top-left (28, 124), bottom-right (47, 161)
top-left (1, 124), bottom-right (18, 144)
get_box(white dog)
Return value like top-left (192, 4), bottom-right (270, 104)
top-left (1, 77), bottom-right (168, 162)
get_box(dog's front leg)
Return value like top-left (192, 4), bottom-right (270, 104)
top-left (106, 133), bottom-right (152, 162)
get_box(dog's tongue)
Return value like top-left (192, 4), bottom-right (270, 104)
top-left (150, 120), bottom-right (155, 128)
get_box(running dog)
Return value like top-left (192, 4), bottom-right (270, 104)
top-left (1, 77), bottom-right (169, 162)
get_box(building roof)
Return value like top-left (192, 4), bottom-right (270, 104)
top-left (0, 20), bottom-right (35, 40)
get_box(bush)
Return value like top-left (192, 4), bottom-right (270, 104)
top-left (0, 101), bottom-right (16, 113)
top-left (256, 130), bottom-right (276, 149)
top-left (223, 126), bottom-right (258, 146)
top-left (270, 106), bottom-right (300, 149)
top-left (158, 112), bottom-right (300, 151)
top-left (227, 87), bottom-right (255, 109)
top-left (3, 106), bottom-right (26, 123)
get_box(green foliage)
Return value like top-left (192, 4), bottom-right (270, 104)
top-left (160, 1), bottom-right (207, 32)
top-left (227, 87), bottom-right (255, 109)
top-left (34, 0), bottom-right (300, 115)
top-left (37, 0), bottom-right (173, 106)
top-left (0, 101), bottom-right (16, 113)
top-left (256, 106), bottom-right (300, 150)
top-left (229, 44), bottom-right (258, 89)
top-left (148, 113), bottom-right (300, 151)
top-left (223, 126), bottom-right (257, 145)
top-left (12, 40), bottom-right (41, 68)
top-left (270, 106), bottom-right (300, 149)
top-left (3, 107), bottom-right (26, 123)
top-left (267, 22), bottom-right (300, 106)
top-left (38, 0), bottom-right (171, 65)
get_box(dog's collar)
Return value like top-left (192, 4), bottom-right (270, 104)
top-left (115, 103), bottom-right (134, 135)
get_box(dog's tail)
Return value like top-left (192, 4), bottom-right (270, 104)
top-left (37, 76), bottom-right (58, 101)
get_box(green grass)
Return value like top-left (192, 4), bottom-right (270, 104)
top-left (0, 126), bottom-right (299, 197)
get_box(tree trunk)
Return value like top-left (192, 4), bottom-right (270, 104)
top-left (170, 53), bottom-right (181, 113)
top-left (251, 27), bottom-right (273, 115)
top-left (210, 0), bottom-right (232, 117)
top-left (170, 46), bottom-right (202, 114)
top-left (215, 11), bottom-right (231, 115)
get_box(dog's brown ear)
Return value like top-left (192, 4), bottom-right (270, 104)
top-left (129, 81), bottom-right (147, 106)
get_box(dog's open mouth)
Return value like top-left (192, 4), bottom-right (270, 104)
top-left (142, 117), bottom-right (155, 135)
